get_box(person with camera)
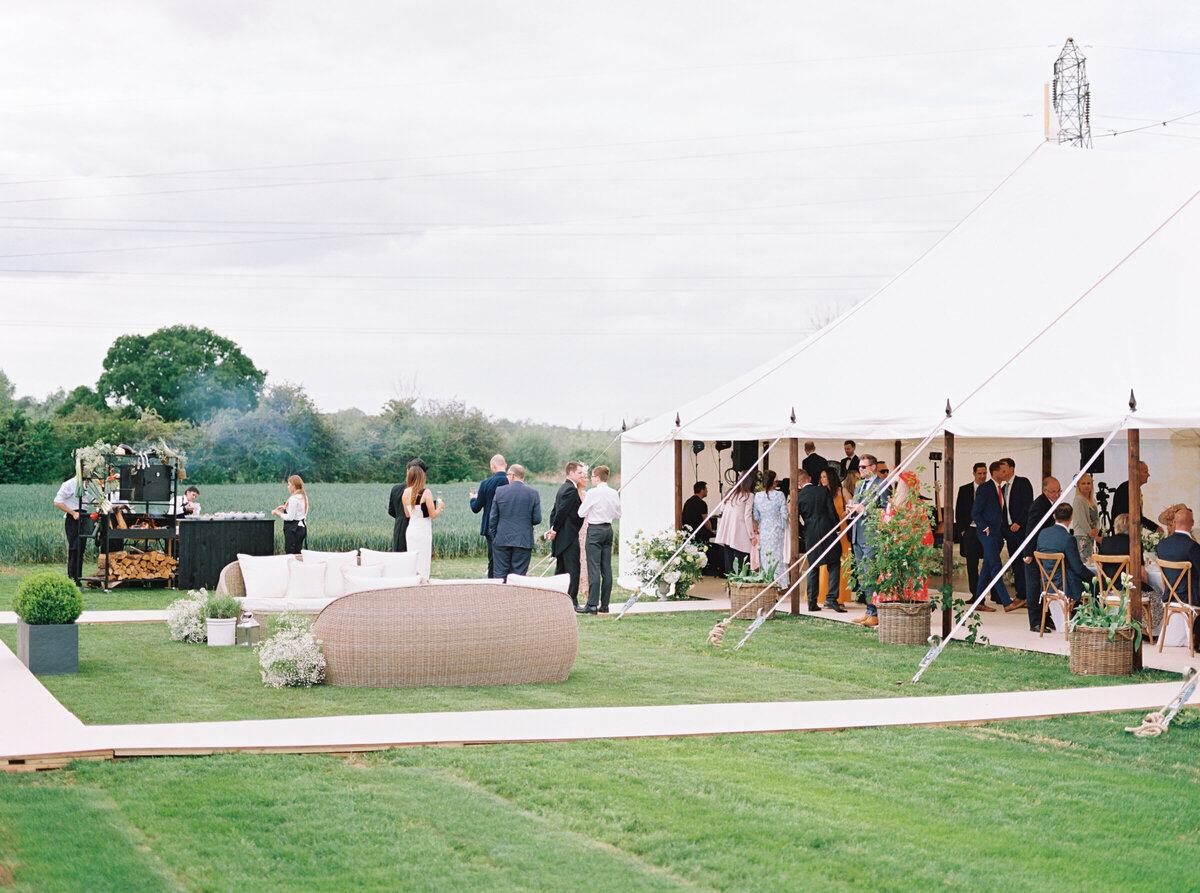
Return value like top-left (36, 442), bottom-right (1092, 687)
top-left (1111, 461), bottom-right (1165, 536)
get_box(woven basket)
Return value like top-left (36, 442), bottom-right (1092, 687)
top-left (876, 601), bottom-right (932, 645)
top-left (729, 582), bottom-right (774, 620)
top-left (1069, 625), bottom-right (1135, 676)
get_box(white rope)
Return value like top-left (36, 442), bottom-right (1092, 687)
top-left (910, 419), bottom-right (1128, 683)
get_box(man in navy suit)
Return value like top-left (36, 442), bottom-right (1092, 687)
top-left (1156, 506), bottom-right (1200, 606)
top-left (802, 441), bottom-right (828, 485)
top-left (999, 458), bottom-right (1033, 606)
top-left (1022, 476), bottom-right (1062, 631)
top-left (488, 463), bottom-right (541, 578)
top-left (795, 469), bottom-right (844, 613)
top-left (971, 460), bottom-right (1018, 610)
top-left (954, 463), bottom-right (987, 598)
top-left (1036, 502), bottom-right (1095, 602)
top-left (548, 460), bottom-right (587, 605)
top-left (471, 454), bottom-right (510, 577)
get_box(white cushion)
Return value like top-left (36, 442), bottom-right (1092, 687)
top-left (358, 548), bottom-right (418, 577)
top-left (342, 564), bottom-right (382, 585)
top-left (286, 560), bottom-right (328, 599)
top-left (236, 553), bottom-right (292, 599)
top-left (344, 574), bottom-right (424, 594)
top-left (506, 573), bottom-right (572, 594)
top-left (302, 549), bottom-right (360, 597)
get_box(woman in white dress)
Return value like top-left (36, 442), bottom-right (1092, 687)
top-left (403, 464), bottom-right (443, 580)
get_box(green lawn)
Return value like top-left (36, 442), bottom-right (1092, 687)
top-left (2, 563), bottom-right (1198, 891)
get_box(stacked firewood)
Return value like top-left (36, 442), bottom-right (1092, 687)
top-left (97, 550), bottom-right (177, 581)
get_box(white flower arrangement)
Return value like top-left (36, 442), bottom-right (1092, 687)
top-left (166, 589), bottom-right (209, 643)
top-left (629, 527), bottom-right (708, 597)
top-left (258, 623), bottom-right (326, 689)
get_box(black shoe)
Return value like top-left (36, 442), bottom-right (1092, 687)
top-left (825, 603), bottom-right (847, 613)
top-left (808, 603), bottom-right (821, 612)
top-left (598, 607), bottom-right (610, 613)
top-left (575, 605), bottom-right (597, 615)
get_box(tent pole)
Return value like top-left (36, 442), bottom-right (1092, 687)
top-left (894, 440), bottom-right (901, 468)
top-left (673, 439), bottom-right (683, 532)
top-left (942, 432), bottom-right (955, 638)
top-left (789, 438), bottom-right (800, 615)
top-left (1041, 438), bottom-right (1052, 481)
top-left (1128, 429), bottom-right (1144, 671)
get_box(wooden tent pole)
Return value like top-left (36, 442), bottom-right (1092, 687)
top-left (942, 432), bottom-right (955, 638)
top-left (789, 438), bottom-right (800, 615)
top-left (1128, 430), bottom-right (1144, 671)
top-left (1041, 438), bottom-right (1052, 481)
top-left (673, 440), bottom-right (683, 532)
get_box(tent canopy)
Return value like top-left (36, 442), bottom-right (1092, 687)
top-left (623, 144), bottom-right (1200, 446)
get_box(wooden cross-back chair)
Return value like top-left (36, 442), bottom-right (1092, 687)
top-left (1092, 553), bottom-right (1154, 646)
top-left (1034, 551), bottom-right (1069, 641)
top-left (1156, 558), bottom-right (1196, 657)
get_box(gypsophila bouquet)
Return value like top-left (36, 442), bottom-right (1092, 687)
top-left (1141, 529), bottom-right (1162, 556)
top-left (629, 527), bottom-right (708, 597)
top-left (857, 472), bottom-right (938, 604)
top-left (166, 589), bottom-right (209, 643)
top-left (258, 615), bottom-right (325, 688)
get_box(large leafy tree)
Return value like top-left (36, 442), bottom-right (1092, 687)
top-left (97, 325), bottom-right (266, 423)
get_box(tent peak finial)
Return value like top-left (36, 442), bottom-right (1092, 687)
top-left (621, 419), bottom-right (627, 433)
top-left (1129, 390), bottom-right (1138, 412)
top-left (674, 412), bottom-right (681, 427)
top-left (790, 406), bottom-right (796, 424)
top-left (945, 399), bottom-right (953, 418)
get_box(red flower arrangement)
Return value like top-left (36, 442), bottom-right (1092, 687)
top-left (856, 474), bottom-right (939, 604)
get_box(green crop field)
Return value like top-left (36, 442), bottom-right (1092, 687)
top-left (0, 482), bottom-right (590, 565)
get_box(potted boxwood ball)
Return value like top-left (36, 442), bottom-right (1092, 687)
top-left (13, 572), bottom-right (84, 675)
top-left (206, 594), bottom-right (241, 646)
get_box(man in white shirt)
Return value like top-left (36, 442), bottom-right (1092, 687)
top-left (576, 465), bottom-right (622, 614)
top-left (53, 475), bottom-right (87, 584)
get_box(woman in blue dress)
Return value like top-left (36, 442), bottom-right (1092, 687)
top-left (752, 470), bottom-right (789, 587)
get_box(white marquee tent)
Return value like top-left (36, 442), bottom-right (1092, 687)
top-left (618, 143), bottom-right (1200, 584)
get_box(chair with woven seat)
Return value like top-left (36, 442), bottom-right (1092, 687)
top-left (1035, 551), bottom-right (1069, 640)
top-left (1156, 558), bottom-right (1197, 657)
top-left (1093, 553), bottom-right (1154, 646)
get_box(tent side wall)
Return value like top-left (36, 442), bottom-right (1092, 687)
top-left (617, 440), bottom-right (676, 590)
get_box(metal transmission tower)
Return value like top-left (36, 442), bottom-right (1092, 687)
top-left (1052, 38), bottom-right (1092, 147)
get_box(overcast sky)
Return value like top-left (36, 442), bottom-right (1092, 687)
top-left (2, 2), bottom-right (1198, 430)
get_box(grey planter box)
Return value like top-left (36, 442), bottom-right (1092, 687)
top-left (17, 620), bottom-right (79, 675)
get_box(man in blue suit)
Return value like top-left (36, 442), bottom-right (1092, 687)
top-left (999, 458), bottom-right (1033, 606)
top-left (971, 460), bottom-right (1019, 610)
top-left (1156, 506), bottom-right (1200, 606)
top-left (488, 463), bottom-right (542, 578)
top-left (470, 454), bottom-right (509, 578)
top-left (1036, 502), bottom-right (1095, 602)
top-left (848, 454), bottom-right (887, 627)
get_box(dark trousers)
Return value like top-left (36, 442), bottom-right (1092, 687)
top-left (977, 531), bottom-right (1011, 605)
top-left (585, 523), bottom-right (614, 610)
top-left (808, 556), bottom-right (841, 607)
top-left (1025, 560), bottom-right (1045, 628)
top-left (494, 545), bottom-right (531, 579)
top-left (64, 515), bottom-right (83, 582)
top-left (485, 535), bottom-right (496, 578)
top-left (723, 546), bottom-right (749, 577)
top-left (960, 528), bottom-right (981, 595)
top-left (283, 520), bottom-right (306, 555)
top-left (1003, 529), bottom-right (1028, 599)
top-left (852, 537), bottom-right (877, 616)
top-left (554, 538), bottom-right (582, 603)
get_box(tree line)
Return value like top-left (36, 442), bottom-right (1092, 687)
top-left (0, 326), bottom-right (618, 485)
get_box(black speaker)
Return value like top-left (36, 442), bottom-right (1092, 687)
top-left (714, 440), bottom-right (731, 451)
top-left (118, 465), bottom-right (137, 500)
top-left (731, 440), bottom-right (759, 472)
top-left (1080, 438), bottom-right (1105, 474)
top-left (133, 466), bottom-right (172, 502)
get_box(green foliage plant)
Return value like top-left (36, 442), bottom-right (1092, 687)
top-left (205, 594), bottom-right (241, 620)
top-left (1070, 577), bottom-right (1143, 650)
top-left (935, 583), bottom-right (989, 646)
top-left (726, 557), bottom-right (778, 587)
top-left (857, 472), bottom-right (938, 604)
top-left (12, 571), bottom-right (83, 625)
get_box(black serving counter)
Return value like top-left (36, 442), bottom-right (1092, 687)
top-left (176, 519), bottom-right (276, 590)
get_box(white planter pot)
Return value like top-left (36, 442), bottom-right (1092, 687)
top-left (206, 617), bottom-right (237, 646)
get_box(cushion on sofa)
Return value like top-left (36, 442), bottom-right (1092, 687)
top-left (286, 560), bottom-right (328, 599)
top-left (344, 574), bottom-right (423, 594)
top-left (302, 549), bottom-right (359, 597)
top-left (358, 548), bottom-right (418, 578)
top-left (506, 573), bottom-right (572, 594)
top-left (236, 553), bottom-right (292, 599)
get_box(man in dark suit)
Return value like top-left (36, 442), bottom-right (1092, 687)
top-left (1036, 503), bottom-right (1095, 602)
top-left (999, 458), bottom-right (1033, 606)
top-left (971, 460), bottom-right (1018, 610)
top-left (470, 454), bottom-right (509, 577)
top-left (388, 457), bottom-right (428, 552)
top-left (488, 463), bottom-right (541, 578)
top-left (682, 480), bottom-right (720, 577)
top-left (839, 440), bottom-right (858, 480)
top-left (548, 460), bottom-right (587, 605)
top-left (802, 441), bottom-right (828, 486)
top-left (1156, 506), bottom-right (1200, 606)
top-left (796, 469), bottom-right (845, 613)
top-left (954, 462), bottom-right (987, 598)
top-left (1112, 461), bottom-right (1165, 535)
top-left (1022, 476), bottom-right (1062, 632)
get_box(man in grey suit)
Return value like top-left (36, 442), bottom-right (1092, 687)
top-left (488, 464), bottom-right (542, 578)
top-left (848, 454), bottom-right (887, 626)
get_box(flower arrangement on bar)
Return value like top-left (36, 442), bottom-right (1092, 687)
top-left (857, 471), bottom-right (938, 604)
top-left (629, 527), bottom-right (708, 597)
